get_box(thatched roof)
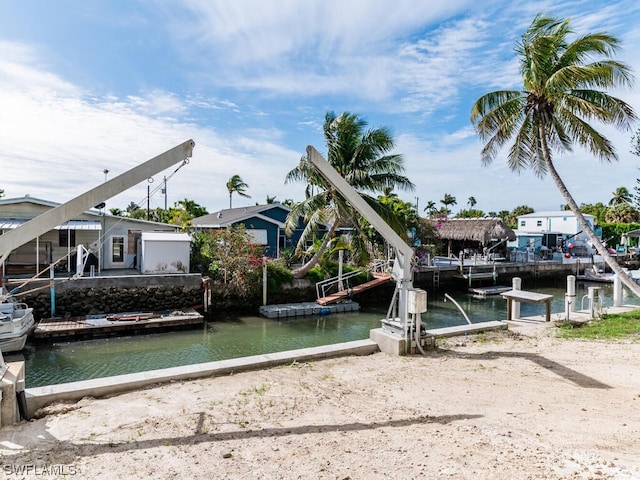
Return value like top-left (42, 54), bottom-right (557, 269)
top-left (436, 218), bottom-right (516, 244)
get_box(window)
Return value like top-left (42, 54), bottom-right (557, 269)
top-left (520, 220), bottom-right (525, 227)
top-left (536, 220), bottom-right (542, 227)
top-left (59, 229), bottom-right (76, 247)
top-left (111, 236), bottom-right (124, 263)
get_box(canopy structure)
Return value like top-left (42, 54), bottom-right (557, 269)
top-left (436, 218), bottom-right (516, 244)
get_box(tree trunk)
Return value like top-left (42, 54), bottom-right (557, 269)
top-left (539, 126), bottom-right (640, 298)
top-left (291, 220), bottom-right (340, 279)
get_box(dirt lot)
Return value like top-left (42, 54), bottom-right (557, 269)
top-left (1, 327), bottom-right (640, 479)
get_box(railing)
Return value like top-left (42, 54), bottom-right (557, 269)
top-left (315, 269), bottom-right (364, 300)
top-left (315, 259), bottom-right (392, 301)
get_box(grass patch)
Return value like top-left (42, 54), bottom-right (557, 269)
top-left (557, 309), bottom-right (640, 340)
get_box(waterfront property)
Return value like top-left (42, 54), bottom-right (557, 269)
top-left (512, 210), bottom-right (599, 258)
top-left (191, 203), bottom-right (328, 258)
top-left (0, 196), bottom-right (181, 276)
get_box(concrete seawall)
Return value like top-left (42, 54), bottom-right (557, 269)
top-left (25, 339), bottom-right (379, 418)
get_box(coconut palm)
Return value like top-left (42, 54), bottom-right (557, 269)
top-left (471, 14), bottom-right (639, 295)
top-left (285, 111), bottom-right (414, 278)
top-left (226, 174), bottom-right (251, 209)
top-left (609, 186), bottom-right (632, 206)
top-left (468, 196), bottom-right (477, 208)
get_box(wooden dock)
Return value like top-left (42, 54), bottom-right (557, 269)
top-left (468, 285), bottom-right (512, 298)
top-left (34, 309), bottom-right (204, 340)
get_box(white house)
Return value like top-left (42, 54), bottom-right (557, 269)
top-left (512, 211), bottom-right (599, 256)
top-left (0, 196), bottom-right (180, 276)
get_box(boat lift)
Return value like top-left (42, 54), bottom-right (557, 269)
top-left (306, 146), bottom-right (428, 351)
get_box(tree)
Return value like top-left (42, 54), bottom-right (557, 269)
top-left (226, 174), bottom-right (251, 208)
top-left (440, 193), bottom-right (457, 215)
top-left (285, 111), bottom-right (414, 278)
top-left (467, 196), bottom-right (477, 208)
top-left (109, 207), bottom-right (122, 216)
top-left (471, 14), bottom-right (639, 295)
top-left (609, 187), bottom-right (632, 206)
top-left (423, 200), bottom-right (437, 217)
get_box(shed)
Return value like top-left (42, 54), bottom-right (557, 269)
top-left (139, 232), bottom-right (191, 274)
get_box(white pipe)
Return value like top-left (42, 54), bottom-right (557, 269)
top-left (444, 293), bottom-right (472, 325)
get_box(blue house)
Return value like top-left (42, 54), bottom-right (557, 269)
top-left (191, 204), bottom-right (326, 258)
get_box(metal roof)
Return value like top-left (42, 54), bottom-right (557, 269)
top-left (55, 220), bottom-right (102, 230)
top-left (0, 218), bottom-right (102, 230)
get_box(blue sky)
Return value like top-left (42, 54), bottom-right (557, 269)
top-left (1, 0), bottom-right (640, 216)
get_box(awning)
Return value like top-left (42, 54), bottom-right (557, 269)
top-left (55, 220), bottom-right (102, 230)
top-left (0, 218), bottom-right (102, 231)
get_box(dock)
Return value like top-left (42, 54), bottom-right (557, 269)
top-left (259, 301), bottom-right (360, 319)
top-left (34, 309), bottom-right (204, 340)
top-left (468, 285), bottom-right (512, 297)
top-left (501, 290), bottom-right (554, 322)
top-left (316, 273), bottom-right (391, 306)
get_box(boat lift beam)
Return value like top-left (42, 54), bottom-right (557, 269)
top-left (0, 140), bottom-right (195, 265)
top-left (306, 145), bottom-right (416, 329)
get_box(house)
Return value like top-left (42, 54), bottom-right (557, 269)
top-left (0, 196), bottom-right (180, 276)
top-left (511, 211), bottom-right (600, 257)
top-left (191, 203), bottom-right (327, 258)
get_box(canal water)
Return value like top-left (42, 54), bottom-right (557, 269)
top-left (16, 280), bottom-right (640, 388)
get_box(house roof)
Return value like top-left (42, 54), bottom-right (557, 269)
top-left (519, 211), bottom-right (594, 219)
top-left (0, 196), bottom-right (179, 228)
top-left (191, 204), bottom-right (290, 228)
top-left (436, 218), bottom-right (516, 243)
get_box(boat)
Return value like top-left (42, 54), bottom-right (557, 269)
top-left (577, 266), bottom-right (615, 283)
top-left (0, 296), bottom-right (36, 353)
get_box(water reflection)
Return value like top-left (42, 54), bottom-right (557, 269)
top-left (18, 281), bottom-right (639, 387)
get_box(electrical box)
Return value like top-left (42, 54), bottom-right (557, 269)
top-left (407, 288), bottom-right (427, 314)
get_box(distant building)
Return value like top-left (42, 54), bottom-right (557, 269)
top-left (0, 196), bottom-right (179, 276)
top-left (511, 211), bottom-right (600, 257)
top-left (191, 203), bottom-right (327, 258)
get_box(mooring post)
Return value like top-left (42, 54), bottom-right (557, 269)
top-left (512, 277), bottom-right (521, 319)
top-left (613, 271), bottom-right (623, 307)
top-left (565, 275), bottom-right (576, 320)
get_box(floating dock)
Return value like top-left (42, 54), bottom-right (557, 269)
top-left (259, 301), bottom-right (360, 319)
top-left (34, 309), bottom-right (204, 340)
top-left (468, 285), bottom-right (512, 297)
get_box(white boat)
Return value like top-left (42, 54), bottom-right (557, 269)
top-left (577, 266), bottom-right (615, 283)
top-left (0, 298), bottom-right (36, 353)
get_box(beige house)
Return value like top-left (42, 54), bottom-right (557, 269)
top-left (0, 196), bottom-right (179, 276)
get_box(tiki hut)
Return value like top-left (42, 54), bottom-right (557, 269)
top-left (436, 218), bottom-right (516, 257)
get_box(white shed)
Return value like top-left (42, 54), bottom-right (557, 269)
top-left (139, 232), bottom-right (191, 274)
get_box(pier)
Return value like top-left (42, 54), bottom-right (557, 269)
top-left (34, 309), bottom-right (204, 340)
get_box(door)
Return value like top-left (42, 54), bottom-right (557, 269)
top-left (110, 235), bottom-right (125, 267)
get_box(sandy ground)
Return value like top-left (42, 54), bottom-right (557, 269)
top-left (1, 325), bottom-right (640, 480)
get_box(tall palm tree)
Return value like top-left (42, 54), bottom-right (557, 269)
top-left (471, 14), bottom-right (639, 295)
top-left (226, 174), bottom-right (251, 209)
top-left (440, 193), bottom-right (457, 215)
top-left (467, 196), bottom-right (477, 208)
top-left (285, 111), bottom-right (414, 278)
top-left (609, 186), bottom-right (632, 206)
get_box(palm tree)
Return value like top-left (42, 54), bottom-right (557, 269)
top-left (226, 174), bottom-right (251, 208)
top-left (467, 196), bottom-right (477, 208)
top-left (423, 200), bottom-right (437, 217)
top-left (440, 193), bottom-right (457, 215)
top-left (285, 111), bottom-right (414, 278)
top-left (471, 14), bottom-right (639, 295)
top-left (609, 187), bottom-right (632, 206)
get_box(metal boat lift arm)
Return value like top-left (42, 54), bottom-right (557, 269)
top-left (0, 139), bottom-right (195, 263)
top-left (306, 146), bottom-right (414, 284)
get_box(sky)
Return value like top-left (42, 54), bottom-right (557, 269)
top-left (1, 0), bottom-right (640, 217)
